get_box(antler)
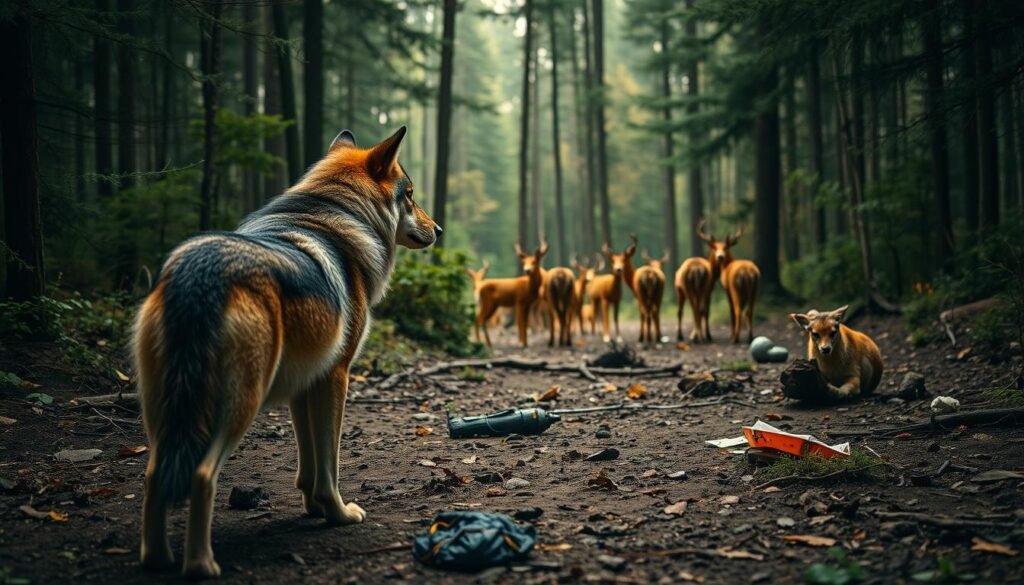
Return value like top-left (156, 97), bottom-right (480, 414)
top-left (536, 239), bottom-right (549, 257)
top-left (659, 250), bottom-right (670, 263)
top-left (513, 242), bottom-right (526, 257)
top-left (601, 241), bottom-right (612, 256)
top-left (641, 249), bottom-right (652, 262)
top-left (696, 218), bottom-right (715, 245)
top-left (480, 259), bottom-right (490, 274)
top-left (726, 225), bottom-right (743, 246)
top-left (596, 256), bottom-right (606, 271)
top-left (625, 233), bottom-right (638, 256)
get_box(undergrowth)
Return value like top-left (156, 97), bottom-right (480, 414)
top-left (756, 450), bottom-right (887, 482)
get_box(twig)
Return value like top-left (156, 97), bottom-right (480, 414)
top-left (871, 511), bottom-right (1017, 530)
top-left (753, 462), bottom-right (890, 491)
top-left (354, 542), bottom-right (412, 555)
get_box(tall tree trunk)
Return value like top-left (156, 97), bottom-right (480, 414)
top-left (421, 3), bottom-right (438, 196)
top-left (199, 0), bottom-right (223, 231)
top-left (74, 56), bottom-right (86, 201)
top-left (922, 0), bottom-right (954, 265)
top-left (263, 3), bottom-right (285, 199)
top-left (806, 38), bottom-right (826, 249)
top-left (568, 6), bottom-right (590, 256)
top-left (272, 3), bottom-right (301, 185)
top-left (517, 0), bottom-right (534, 249)
top-left (531, 46), bottom-right (544, 246)
top-left (115, 0), bottom-right (137, 288)
top-left (783, 67), bottom-right (799, 262)
top-left (753, 65), bottom-right (782, 293)
top-left (549, 5), bottom-right (567, 266)
top-left (1002, 81), bottom-right (1018, 213)
top-left (660, 22), bottom-right (677, 270)
top-left (850, 30), bottom-right (866, 195)
top-left (976, 0), bottom-right (999, 229)
top-left (303, 0), bottom-right (323, 167)
top-left (243, 1), bottom-right (259, 211)
top-left (591, 0), bottom-right (611, 245)
top-left (581, 0), bottom-right (597, 254)
top-left (94, 0), bottom-right (113, 200)
top-left (685, 0), bottom-right (704, 258)
top-left (867, 35), bottom-right (881, 185)
top-left (157, 4), bottom-right (175, 170)
top-left (1017, 77), bottom-right (1024, 210)
top-left (0, 5), bottom-right (45, 300)
top-left (432, 0), bottom-right (456, 246)
top-left (961, 0), bottom-right (980, 235)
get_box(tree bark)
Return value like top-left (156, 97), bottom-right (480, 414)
top-left (753, 65), bottom-right (782, 292)
top-left (976, 0), bottom-right (999, 229)
top-left (1002, 81), bottom-right (1018, 212)
top-left (549, 5), bottom-right (567, 266)
top-left (115, 0), bottom-right (137, 288)
top-left (568, 6), bottom-right (590, 256)
top-left (783, 67), bottom-right (799, 262)
top-left (960, 0), bottom-right (980, 235)
top-left (272, 3), bottom-right (301, 185)
top-left (806, 39), bottom-right (826, 249)
top-left (0, 5), bottom-right (45, 300)
top-left (517, 0), bottom-right (534, 250)
top-left (591, 0), bottom-right (611, 245)
top-left (93, 0), bottom-right (113, 200)
top-left (685, 0), bottom-right (704, 259)
top-left (432, 0), bottom-right (456, 246)
top-left (581, 0), bottom-right (597, 254)
top-left (303, 0), bottom-right (323, 167)
top-left (660, 22), bottom-right (677, 271)
top-left (922, 0), bottom-right (954, 265)
top-left (531, 45), bottom-right (544, 246)
top-left (157, 3), bottom-right (175, 170)
top-left (263, 3), bottom-right (285, 199)
top-left (199, 0), bottom-right (223, 231)
top-left (243, 1), bottom-right (259, 211)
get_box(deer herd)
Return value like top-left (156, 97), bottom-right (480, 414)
top-left (467, 220), bottom-right (762, 349)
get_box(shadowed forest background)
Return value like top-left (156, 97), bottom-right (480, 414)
top-left (2, 0), bottom-right (1024, 358)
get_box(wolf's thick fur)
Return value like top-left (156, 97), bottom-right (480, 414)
top-left (134, 127), bottom-right (438, 579)
top-left (790, 305), bottom-right (884, 399)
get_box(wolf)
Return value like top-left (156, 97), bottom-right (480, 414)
top-left (133, 127), bottom-right (439, 579)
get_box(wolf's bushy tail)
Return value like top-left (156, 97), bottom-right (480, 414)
top-left (151, 260), bottom-right (227, 503)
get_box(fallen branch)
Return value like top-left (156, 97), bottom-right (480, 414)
top-left (73, 392), bottom-right (138, 405)
top-left (354, 542), bottom-right (411, 555)
top-left (871, 511), bottom-right (1017, 530)
top-left (875, 407), bottom-right (1024, 436)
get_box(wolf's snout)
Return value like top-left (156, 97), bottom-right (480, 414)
top-left (433, 225), bottom-right (443, 238)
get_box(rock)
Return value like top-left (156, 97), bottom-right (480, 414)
top-left (473, 472), bottom-right (504, 484)
top-left (504, 478), bottom-right (531, 490)
top-left (776, 516), bottom-right (796, 528)
top-left (765, 345), bottom-right (789, 362)
top-left (750, 336), bottom-right (774, 359)
top-left (897, 373), bottom-right (929, 400)
top-left (55, 448), bottom-right (103, 463)
top-left (931, 396), bottom-right (960, 414)
top-left (595, 424), bottom-right (612, 439)
top-left (597, 554), bottom-right (627, 572)
top-left (412, 413), bottom-right (437, 423)
top-left (667, 471), bottom-right (688, 480)
top-left (589, 343), bottom-right (645, 368)
top-left (779, 359), bottom-right (832, 402)
top-left (678, 372), bottom-right (744, 397)
top-left (513, 507), bottom-right (544, 521)
top-left (228, 486), bottom-right (270, 510)
top-left (585, 447), bottom-right (620, 462)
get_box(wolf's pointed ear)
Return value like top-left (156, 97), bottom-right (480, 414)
top-left (366, 126), bottom-right (407, 180)
top-left (790, 313), bottom-right (811, 330)
top-left (329, 130), bottom-right (356, 152)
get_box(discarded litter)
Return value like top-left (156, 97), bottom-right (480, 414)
top-left (750, 336), bottom-right (789, 363)
top-left (448, 408), bottom-right (560, 438)
top-left (413, 511), bottom-right (535, 571)
top-left (743, 420), bottom-right (850, 459)
top-left (930, 396), bottom-right (960, 415)
top-left (705, 436), bottom-right (748, 449)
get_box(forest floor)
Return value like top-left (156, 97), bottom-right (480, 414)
top-left (2, 314), bottom-right (1024, 584)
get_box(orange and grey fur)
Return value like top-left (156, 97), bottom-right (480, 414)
top-left (133, 127), bottom-right (439, 579)
top-left (675, 257), bottom-right (714, 342)
top-left (789, 305), bottom-right (884, 399)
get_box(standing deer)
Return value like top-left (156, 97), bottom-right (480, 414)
top-left (572, 256), bottom-right (597, 336)
top-left (466, 260), bottom-right (506, 335)
top-left (675, 255), bottom-right (714, 343)
top-left (545, 265), bottom-right (577, 347)
top-left (473, 242), bottom-right (548, 348)
top-left (634, 250), bottom-right (668, 346)
top-left (697, 221), bottom-right (760, 343)
top-left (587, 235), bottom-right (637, 343)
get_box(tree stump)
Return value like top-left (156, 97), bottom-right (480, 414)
top-left (780, 359), bottom-right (832, 402)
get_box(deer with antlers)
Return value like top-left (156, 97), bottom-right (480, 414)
top-left (697, 221), bottom-right (761, 343)
top-left (465, 260), bottom-right (508, 335)
top-left (572, 256), bottom-right (598, 336)
top-left (587, 235), bottom-right (637, 343)
top-left (472, 242), bottom-right (548, 348)
top-left (633, 250), bottom-right (668, 346)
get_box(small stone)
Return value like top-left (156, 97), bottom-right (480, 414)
top-left (513, 507), bottom-right (544, 521)
top-left (55, 448), bottom-right (103, 463)
top-left (412, 413), bottom-right (437, 423)
top-left (598, 554), bottom-right (627, 571)
top-left (667, 471), bottom-right (688, 480)
top-left (504, 478), bottom-right (531, 490)
top-left (595, 429), bottom-right (612, 439)
top-left (585, 447), bottom-right (620, 462)
top-left (897, 372), bottom-right (928, 400)
top-left (776, 516), bottom-right (796, 528)
top-left (228, 486), bottom-right (270, 510)
top-left (926, 442), bottom-right (940, 452)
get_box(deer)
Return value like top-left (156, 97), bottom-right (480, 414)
top-left (697, 220), bottom-right (760, 344)
top-left (544, 265), bottom-right (577, 347)
top-left (633, 250), bottom-right (668, 346)
top-left (572, 256), bottom-right (598, 337)
top-left (675, 255), bottom-right (714, 343)
top-left (587, 235), bottom-right (637, 343)
top-left (473, 241), bottom-right (548, 348)
top-left (465, 260), bottom-right (507, 335)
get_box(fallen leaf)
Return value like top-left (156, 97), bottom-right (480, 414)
top-left (535, 385), bottom-right (561, 402)
top-left (782, 535), bottom-right (836, 547)
top-left (763, 412), bottom-right (791, 421)
top-left (808, 514), bottom-right (834, 526)
top-left (894, 432), bottom-right (913, 440)
top-left (715, 547), bottom-right (764, 561)
top-left (626, 383), bottom-right (648, 400)
top-left (48, 510), bottom-right (69, 522)
top-left (720, 495), bottom-right (740, 505)
top-left (461, 455), bottom-right (477, 464)
top-left (663, 501), bottom-right (688, 516)
top-left (414, 426), bottom-right (433, 437)
top-left (971, 537), bottom-right (1018, 556)
top-left (351, 374), bottom-right (367, 383)
top-left (641, 469), bottom-right (659, 478)
top-left (957, 347), bottom-right (973, 360)
top-left (25, 392), bottom-right (53, 405)
top-left (537, 543), bottom-right (573, 552)
top-left (603, 383), bottom-right (618, 392)
top-left (588, 470), bottom-right (620, 491)
top-left (114, 369), bottom-right (131, 383)
top-left (852, 529), bottom-right (867, 541)
top-left (118, 445), bottom-right (148, 457)
top-left (417, 459), bottom-right (437, 467)
top-left (19, 505), bottom-right (50, 520)
top-left (104, 547), bottom-right (131, 555)
top-left (763, 486), bottom-right (781, 494)
top-left (971, 469), bottom-right (1024, 483)
top-left (971, 433), bottom-right (993, 441)
top-left (0, 415), bottom-right (16, 425)
top-left (676, 342), bottom-right (691, 351)
top-left (677, 571), bottom-right (704, 583)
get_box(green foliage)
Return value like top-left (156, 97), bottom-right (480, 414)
top-left (0, 372), bottom-right (26, 390)
top-left (24, 392), bottom-right (54, 406)
top-left (782, 241), bottom-right (865, 305)
top-left (374, 249), bottom-right (483, 357)
top-left (911, 558), bottom-right (977, 582)
top-left (0, 566), bottom-right (31, 585)
top-left (457, 367), bottom-right (487, 382)
top-left (805, 548), bottom-right (866, 585)
top-left (982, 387), bottom-right (1024, 406)
top-left (755, 450), bottom-right (886, 482)
top-left (355, 319), bottom-right (419, 376)
top-left (719, 360), bottom-right (755, 372)
top-left (190, 111), bottom-right (290, 175)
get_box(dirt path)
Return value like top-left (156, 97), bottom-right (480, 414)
top-left (2, 315), bottom-right (1023, 584)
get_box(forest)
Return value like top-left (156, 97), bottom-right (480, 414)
top-left (2, 0), bottom-right (1024, 584)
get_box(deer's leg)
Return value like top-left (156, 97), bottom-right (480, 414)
top-left (613, 301), bottom-right (621, 342)
top-left (676, 289), bottom-right (685, 341)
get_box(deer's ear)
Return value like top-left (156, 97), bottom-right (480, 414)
top-left (831, 305), bottom-right (850, 323)
top-left (790, 313), bottom-right (812, 330)
top-left (366, 126), bottom-right (406, 180)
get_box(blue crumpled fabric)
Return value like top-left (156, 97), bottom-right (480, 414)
top-left (413, 511), bottom-right (536, 571)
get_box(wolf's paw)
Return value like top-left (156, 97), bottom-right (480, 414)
top-left (301, 492), bottom-right (325, 518)
top-left (141, 546), bottom-right (176, 572)
top-left (182, 557), bottom-right (221, 581)
top-left (324, 500), bottom-right (366, 526)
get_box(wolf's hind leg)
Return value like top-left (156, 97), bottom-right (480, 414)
top-left (141, 455), bottom-right (175, 571)
top-left (308, 366), bottom-right (365, 526)
top-left (290, 391), bottom-right (322, 517)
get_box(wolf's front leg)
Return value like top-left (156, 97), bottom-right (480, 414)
top-left (307, 366), bottom-right (366, 526)
top-left (289, 391), bottom-right (322, 517)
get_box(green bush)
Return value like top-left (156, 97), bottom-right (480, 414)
top-left (782, 240), bottom-right (865, 305)
top-left (374, 248), bottom-right (483, 357)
